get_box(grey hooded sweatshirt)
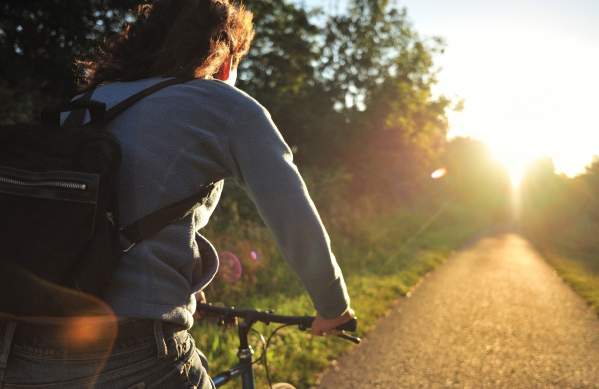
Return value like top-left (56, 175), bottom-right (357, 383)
top-left (68, 77), bottom-right (350, 329)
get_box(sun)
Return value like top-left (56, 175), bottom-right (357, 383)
top-left (441, 25), bottom-right (599, 187)
top-left (490, 148), bottom-right (535, 188)
top-left (476, 128), bottom-right (541, 188)
top-left (483, 123), bottom-right (597, 188)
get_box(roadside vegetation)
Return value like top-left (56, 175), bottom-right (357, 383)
top-left (196, 173), bottom-right (507, 387)
top-left (520, 158), bottom-right (599, 315)
top-left (196, 135), bottom-right (511, 386)
top-left (540, 251), bottom-right (599, 314)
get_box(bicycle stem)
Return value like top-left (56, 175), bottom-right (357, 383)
top-left (211, 319), bottom-right (257, 388)
top-left (237, 320), bottom-right (256, 389)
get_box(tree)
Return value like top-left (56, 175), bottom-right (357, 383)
top-left (321, 0), bottom-right (452, 197)
top-left (236, 1), bottom-right (336, 162)
top-left (518, 158), bottom-right (597, 250)
top-left (442, 137), bottom-right (511, 223)
top-left (238, 0), bottom-right (453, 176)
top-left (0, 0), bottom-right (138, 123)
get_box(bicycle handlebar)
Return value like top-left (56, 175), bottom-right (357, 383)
top-left (197, 303), bottom-right (358, 333)
top-left (198, 303), bottom-right (360, 387)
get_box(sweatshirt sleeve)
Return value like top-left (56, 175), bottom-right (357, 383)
top-left (226, 101), bottom-right (350, 319)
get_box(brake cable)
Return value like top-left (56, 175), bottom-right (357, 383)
top-left (263, 323), bottom-right (293, 389)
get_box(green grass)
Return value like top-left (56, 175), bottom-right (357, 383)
top-left (191, 248), bottom-right (452, 388)
top-left (190, 197), bottom-right (485, 388)
top-left (538, 248), bottom-right (599, 315)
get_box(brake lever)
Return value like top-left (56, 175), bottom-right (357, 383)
top-left (337, 331), bottom-right (361, 344)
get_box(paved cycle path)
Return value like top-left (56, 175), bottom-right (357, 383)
top-left (317, 234), bottom-right (599, 388)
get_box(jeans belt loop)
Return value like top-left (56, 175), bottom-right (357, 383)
top-left (153, 321), bottom-right (168, 359)
top-left (0, 321), bottom-right (17, 388)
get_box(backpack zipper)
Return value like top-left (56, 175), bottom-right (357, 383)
top-left (0, 175), bottom-right (87, 191)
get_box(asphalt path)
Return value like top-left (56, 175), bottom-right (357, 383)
top-left (317, 234), bottom-right (599, 388)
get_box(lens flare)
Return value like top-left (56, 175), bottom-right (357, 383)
top-left (65, 316), bottom-right (117, 349)
top-left (431, 168), bottom-right (447, 180)
top-left (219, 251), bottom-right (243, 283)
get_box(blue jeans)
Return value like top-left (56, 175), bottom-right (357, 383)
top-left (0, 318), bottom-right (214, 388)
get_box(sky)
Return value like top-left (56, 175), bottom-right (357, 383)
top-left (303, 0), bottom-right (599, 179)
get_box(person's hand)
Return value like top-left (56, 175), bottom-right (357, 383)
top-left (193, 291), bottom-right (207, 320)
top-left (311, 307), bottom-right (355, 336)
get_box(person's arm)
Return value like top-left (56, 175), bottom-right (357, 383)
top-left (226, 101), bottom-right (351, 321)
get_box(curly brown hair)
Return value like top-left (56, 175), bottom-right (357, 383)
top-left (78, 0), bottom-right (254, 88)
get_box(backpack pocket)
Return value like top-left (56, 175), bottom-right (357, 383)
top-left (0, 166), bottom-right (100, 285)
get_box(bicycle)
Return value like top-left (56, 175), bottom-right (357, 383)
top-left (196, 303), bottom-right (360, 389)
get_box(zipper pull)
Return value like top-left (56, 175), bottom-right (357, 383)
top-left (106, 212), bottom-right (116, 226)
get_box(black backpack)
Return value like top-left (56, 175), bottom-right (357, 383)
top-left (0, 78), bottom-right (213, 316)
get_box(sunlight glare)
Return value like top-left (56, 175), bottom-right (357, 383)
top-left (440, 18), bottom-right (599, 181)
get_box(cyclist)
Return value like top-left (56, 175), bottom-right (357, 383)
top-left (0, 1), bottom-right (354, 388)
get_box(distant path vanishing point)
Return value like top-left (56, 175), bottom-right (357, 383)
top-left (317, 234), bottom-right (599, 388)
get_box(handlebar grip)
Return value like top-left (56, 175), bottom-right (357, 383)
top-left (336, 317), bottom-right (357, 332)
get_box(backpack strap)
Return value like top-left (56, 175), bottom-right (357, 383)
top-left (96, 77), bottom-right (192, 127)
top-left (58, 77), bottom-right (206, 251)
top-left (45, 77), bottom-right (193, 128)
top-left (62, 89), bottom-right (99, 128)
top-left (120, 183), bottom-right (216, 252)
top-left (45, 87), bottom-right (106, 128)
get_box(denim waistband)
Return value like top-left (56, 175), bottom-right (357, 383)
top-left (0, 318), bottom-right (186, 359)
top-left (0, 318), bottom-right (196, 389)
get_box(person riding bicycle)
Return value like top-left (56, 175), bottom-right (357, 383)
top-left (0, 1), bottom-right (354, 388)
